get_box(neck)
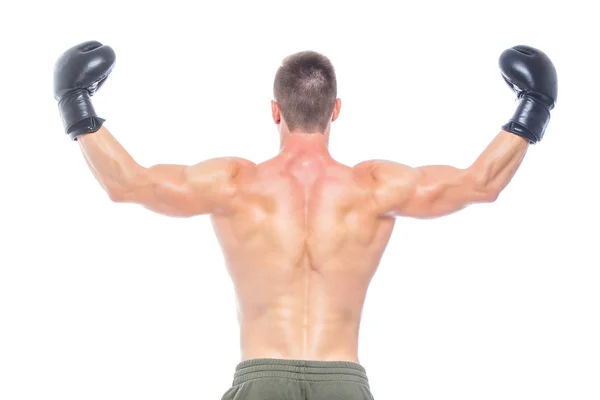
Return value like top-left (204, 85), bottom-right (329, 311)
top-left (279, 131), bottom-right (330, 156)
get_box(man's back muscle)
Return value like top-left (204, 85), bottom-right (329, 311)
top-left (211, 155), bottom-right (395, 361)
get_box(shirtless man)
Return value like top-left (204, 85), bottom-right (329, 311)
top-left (53, 42), bottom-right (557, 399)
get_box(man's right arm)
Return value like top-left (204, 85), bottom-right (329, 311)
top-left (359, 44), bottom-right (557, 219)
top-left (358, 130), bottom-right (529, 218)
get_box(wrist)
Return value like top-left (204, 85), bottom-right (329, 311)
top-left (502, 95), bottom-right (551, 144)
top-left (57, 89), bottom-right (104, 139)
top-left (58, 89), bottom-right (94, 125)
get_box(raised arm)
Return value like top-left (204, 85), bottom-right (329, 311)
top-left (358, 44), bottom-right (557, 219)
top-left (53, 41), bottom-right (254, 217)
top-left (358, 130), bottom-right (527, 218)
top-left (78, 126), bottom-right (254, 217)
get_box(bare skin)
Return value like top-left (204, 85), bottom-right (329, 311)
top-left (77, 98), bottom-right (528, 363)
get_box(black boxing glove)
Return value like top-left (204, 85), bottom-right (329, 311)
top-left (54, 41), bottom-right (116, 140)
top-left (499, 45), bottom-right (557, 144)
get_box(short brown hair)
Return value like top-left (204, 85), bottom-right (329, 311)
top-left (273, 51), bottom-right (337, 133)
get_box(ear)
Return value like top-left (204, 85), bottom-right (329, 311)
top-left (331, 98), bottom-right (342, 122)
top-left (271, 100), bottom-right (281, 124)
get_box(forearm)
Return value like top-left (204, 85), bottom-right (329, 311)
top-left (77, 126), bottom-right (140, 195)
top-left (469, 130), bottom-right (529, 194)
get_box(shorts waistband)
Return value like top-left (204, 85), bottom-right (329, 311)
top-left (232, 358), bottom-right (370, 387)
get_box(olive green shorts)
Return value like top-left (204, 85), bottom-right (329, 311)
top-left (221, 358), bottom-right (374, 399)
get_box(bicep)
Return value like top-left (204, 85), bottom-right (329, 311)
top-left (120, 157), bottom-right (252, 217)
top-left (362, 161), bottom-right (493, 218)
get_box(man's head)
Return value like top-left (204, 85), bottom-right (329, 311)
top-left (272, 51), bottom-right (341, 135)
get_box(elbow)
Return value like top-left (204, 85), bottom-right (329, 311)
top-left (105, 176), bottom-right (139, 203)
top-left (106, 186), bottom-right (127, 203)
top-left (105, 165), bottom-right (146, 203)
top-left (106, 176), bottom-right (142, 203)
top-left (465, 168), bottom-right (501, 203)
top-left (481, 187), bottom-right (500, 203)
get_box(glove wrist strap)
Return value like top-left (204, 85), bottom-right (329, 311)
top-left (58, 89), bottom-right (105, 140)
top-left (502, 95), bottom-right (551, 144)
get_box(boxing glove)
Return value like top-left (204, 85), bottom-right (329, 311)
top-left (500, 45), bottom-right (557, 144)
top-left (54, 41), bottom-right (116, 140)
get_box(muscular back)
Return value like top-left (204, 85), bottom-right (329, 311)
top-left (101, 124), bottom-right (521, 361)
top-left (211, 155), bottom-right (395, 362)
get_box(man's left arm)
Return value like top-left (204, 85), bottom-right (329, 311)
top-left (79, 126), bottom-right (253, 217)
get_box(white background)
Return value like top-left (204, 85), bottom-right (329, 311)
top-left (1, 0), bottom-right (598, 399)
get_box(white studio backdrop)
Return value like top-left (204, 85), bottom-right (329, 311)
top-left (0, 0), bottom-right (598, 399)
